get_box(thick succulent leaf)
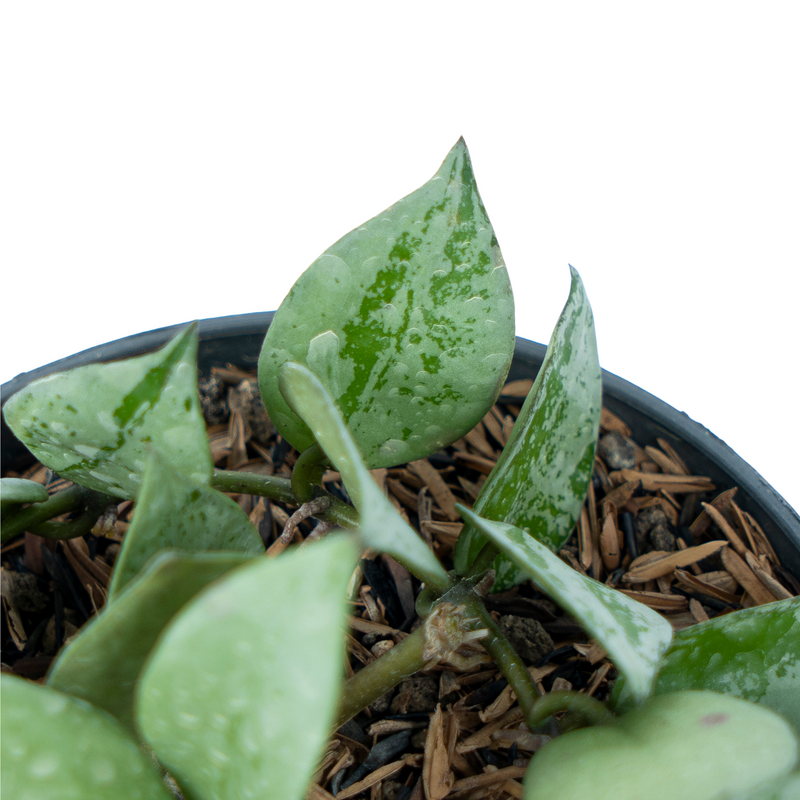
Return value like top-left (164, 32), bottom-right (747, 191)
top-left (107, 448), bottom-right (264, 602)
top-left (454, 267), bottom-right (601, 586)
top-left (1, 674), bottom-right (172, 799)
top-left (259, 138), bottom-right (515, 469)
top-left (137, 534), bottom-right (357, 800)
top-left (524, 691), bottom-right (799, 800)
top-left (613, 597), bottom-right (800, 732)
top-left (2, 324), bottom-right (211, 499)
top-left (459, 508), bottom-right (672, 702)
top-left (49, 550), bottom-right (254, 732)
top-left (278, 361), bottom-right (450, 590)
top-left (0, 477), bottom-right (48, 513)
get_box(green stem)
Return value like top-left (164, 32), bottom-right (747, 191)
top-left (528, 690), bottom-right (614, 729)
top-left (335, 622), bottom-right (429, 728)
top-left (455, 586), bottom-right (543, 729)
top-left (1, 485), bottom-right (102, 544)
top-left (290, 444), bottom-right (327, 504)
top-left (29, 491), bottom-right (113, 541)
top-left (211, 469), bottom-right (359, 530)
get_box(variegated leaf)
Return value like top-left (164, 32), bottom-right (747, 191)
top-left (459, 507), bottom-right (672, 702)
top-left (259, 139), bottom-right (515, 469)
top-left (2, 325), bottom-right (211, 499)
top-left (106, 448), bottom-right (264, 602)
top-left (454, 267), bottom-right (601, 587)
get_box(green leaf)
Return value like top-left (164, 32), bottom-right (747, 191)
top-left (1, 674), bottom-right (173, 799)
top-left (49, 550), bottom-right (254, 732)
top-left (2, 325), bottom-right (212, 499)
top-left (0, 477), bottom-right (48, 513)
top-left (137, 534), bottom-right (357, 800)
top-left (458, 507), bottom-right (672, 702)
top-left (612, 597), bottom-right (800, 732)
top-left (524, 691), bottom-right (799, 800)
top-left (454, 266), bottom-right (601, 586)
top-left (278, 361), bottom-right (450, 591)
top-left (106, 448), bottom-right (264, 601)
top-left (259, 139), bottom-right (515, 469)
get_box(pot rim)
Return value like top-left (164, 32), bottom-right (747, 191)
top-left (3, 311), bottom-right (799, 576)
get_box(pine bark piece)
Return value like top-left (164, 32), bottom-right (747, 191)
top-left (689, 598), bottom-right (710, 623)
top-left (720, 547), bottom-right (779, 606)
top-left (599, 513), bottom-right (620, 570)
top-left (600, 407), bottom-right (631, 437)
top-left (617, 590), bottom-right (689, 611)
top-left (423, 705), bottom-right (454, 800)
top-left (501, 379), bottom-right (533, 398)
top-left (655, 438), bottom-right (690, 475)
top-left (409, 458), bottom-right (461, 522)
top-left (700, 502), bottom-right (750, 558)
top-left (450, 766), bottom-right (528, 793)
top-left (673, 570), bottom-right (741, 605)
top-left (689, 488), bottom-right (738, 537)
top-left (335, 760), bottom-right (411, 800)
top-left (609, 470), bottom-right (715, 493)
top-left (624, 540), bottom-right (728, 582)
top-left (744, 551), bottom-right (794, 600)
top-left (644, 446), bottom-right (685, 476)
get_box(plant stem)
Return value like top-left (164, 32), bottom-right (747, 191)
top-left (211, 469), bottom-right (359, 530)
top-left (453, 585), bottom-right (543, 729)
top-left (1, 485), bottom-right (110, 544)
top-left (528, 690), bottom-right (614, 729)
top-left (335, 621), bottom-right (429, 728)
top-left (290, 443), bottom-right (327, 504)
top-left (30, 491), bottom-right (113, 541)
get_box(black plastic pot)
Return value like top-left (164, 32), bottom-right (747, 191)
top-left (3, 312), bottom-right (800, 578)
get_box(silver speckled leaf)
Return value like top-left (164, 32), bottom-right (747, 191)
top-left (454, 267), bottom-right (601, 586)
top-left (137, 535), bottom-right (357, 800)
top-left (1, 674), bottom-right (173, 799)
top-left (459, 508), bottom-right (673, 703)
top-left (49, 550), bottom-right (255, 732)
top-left (259, 139), bottom-right (514, 469)
top-left (106, 448), bottom-right (264, 602)
top-left (2, 325), bottom-right (212, 499)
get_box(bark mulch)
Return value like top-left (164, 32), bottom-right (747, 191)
top-left (2, 370), bottom-right (798, 800)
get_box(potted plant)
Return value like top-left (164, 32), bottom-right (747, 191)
top-left (2, 140), bottom-right (799, 800)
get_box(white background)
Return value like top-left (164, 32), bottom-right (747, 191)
top-left (2, 3), bottom-right (799, 514)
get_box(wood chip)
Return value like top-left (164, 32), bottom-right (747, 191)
top-left (464, 426), bottom-right (496, 459)
top-left (609, 470), bottom-right (715, 493)
top-left (624, 541), bottom-right (728, 582)
top-left (423, 705), bottom-right (454, 800)
top-left (644, 446), bottom-right (685, 476)
top-left (720, 547), bottom-right (779, 606)
top-left (408, 460), bottom-right (460, 522)
top-left (599, 513), bottom-right (620, 571)
top-left (600, 407), bottom-right (631, 436)
top-left (674, 569), bottom-right (740, 605)
top-left (420, 521), bottom-right (463, 546)
top-left (689, 598), bottom-right (710, 623)
top-left (334, 759), bottom-right (412, 800)
top-left (700, 502), bottom-right (749, 558)
top-left (491, 728), bottom-right (551, 753)
top-left (451, 766), bottom-right (528, 793)
top-left (501, 379), bottom-right (533, 398)
top-left (655, 438), bottom-right (690, 475)
top-left (453, 452), bottom-right (497, 475)
top-left (618, 590), bottom-right (689, 610)
top-left (457, 708), bottom-right (524, 753)
top-left (689, 488), bottom-right (737, 537)
top-left (745, 551), bottom-right (795, 600)
top-left (585, 661), bottom-right (612, 696)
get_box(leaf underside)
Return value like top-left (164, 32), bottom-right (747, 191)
top-left (2, 325), bottom-right (212, 499)
top-left (459, 508), bottom-right (673, 703)
top-left (259, 138), bottom-right (515, 469)
top-left (454, 266), bottom-right (602, 587)
top-left (106, 448), bottom-right (264, 602)
top-left (137, 535), bottom-right (357, 800)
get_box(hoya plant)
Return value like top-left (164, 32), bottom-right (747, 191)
top-left (2, 140), bottom-right (799, 800)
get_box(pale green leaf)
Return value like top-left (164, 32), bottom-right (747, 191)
top-left (278, 361), bottom-right (450, 591)
top-left (259, 139), bottom-right (515, 469)
top-left (454, 267), bottom-right (601, 586)
top-left (1, 674), bottom-right (173, 800)
top-left (2, 325), bottom-right (212, 499)
top-left (613, 597), bottom-right (800, 732)
top-left (525, 691), bottom-right (799, 800)
top-left (0, 477), bottom-right (49, 513)
top-left (49, 550), bottom-right (254, 732)
top-left (107, 448), bottom-right (264, 601)
top-left (458, 507), bottom-right (672, 702)
top-left (137, 534), bottom-right (358, 800)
